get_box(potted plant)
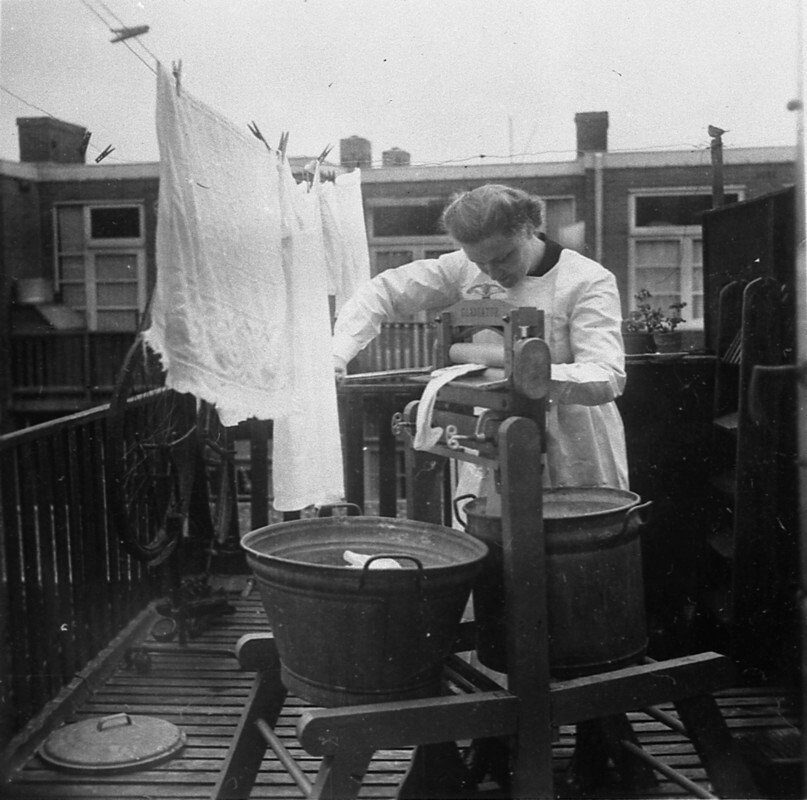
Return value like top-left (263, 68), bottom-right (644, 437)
top-left (623, 289), bottom-right (687, 354)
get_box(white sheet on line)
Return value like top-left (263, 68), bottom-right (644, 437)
top-left (270, 162), bottom-right (344, 511)
top-left (318, 169), bottom-right (371, 314)
top-left (146, 63), bottom-right (293, 426)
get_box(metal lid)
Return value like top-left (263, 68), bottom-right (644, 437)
top-left (39, 713), bottom-right (186, 773)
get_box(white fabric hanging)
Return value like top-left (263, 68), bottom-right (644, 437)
top-left (146, 63), bottom-right (292, 426)
top-left (318, 169), bottom-right (371, 314)
top-left (270, 162), bottom-right (345, 510)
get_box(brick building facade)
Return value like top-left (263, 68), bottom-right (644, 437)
top-left (1, 113), bottom-right (796, 335)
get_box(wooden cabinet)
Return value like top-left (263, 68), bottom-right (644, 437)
top-left (700, 189), bottom-right (798, 677)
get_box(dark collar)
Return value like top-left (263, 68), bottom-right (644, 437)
top-left (529, 233), bottom-right (563, 277)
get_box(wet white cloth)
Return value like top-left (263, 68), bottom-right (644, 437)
top-left (146, 63), bottom-right (292, 425)
top-left (413, 363), bottom-right (487, 450)
top-left (318, 170), bottom-right (371, 314)
top-left (270, 162), bottom-right (344, 511)
top-left (343, 551), bottom-right (402, 569)
top-left (333, 247), bottom-right (628, 489)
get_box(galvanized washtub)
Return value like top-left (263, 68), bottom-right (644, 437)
top-left (241, 515), bottom-right (488, 707)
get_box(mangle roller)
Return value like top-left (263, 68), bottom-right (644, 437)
top-left (214, 294), bottom-right (758, 800)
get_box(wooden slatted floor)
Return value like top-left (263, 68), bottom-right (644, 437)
top-left (3, 578), bottom-right (801, 799)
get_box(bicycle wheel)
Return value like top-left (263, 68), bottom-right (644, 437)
top-left (106, 337), bottom-right (199, 566)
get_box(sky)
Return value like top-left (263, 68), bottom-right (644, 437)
top-left (0, 0), bottom-right (802, 168)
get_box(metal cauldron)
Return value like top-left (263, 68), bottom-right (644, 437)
top-left (456, 487), bottom-right (651, 676)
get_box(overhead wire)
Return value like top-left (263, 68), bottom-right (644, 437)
top-left (380, 142), bottom-right (712, 169)
top-left (0, 84), bottom-right (125, 163)
top-left (0, 86), bottom-right (56, 119)
top-left (1, 0), bottom-right (766, 168)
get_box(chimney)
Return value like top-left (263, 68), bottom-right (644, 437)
top-left (340, 135), bottom-right (372, 169)
top-left (17, 117), bottom-right (88, 164)
top-left (382, 147), bottom-right (411, 167)
top-left (574, 111), bottom-right (609, 157)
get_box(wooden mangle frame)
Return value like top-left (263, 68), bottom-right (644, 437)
top-left (214, 297), bottom-right (758, 800)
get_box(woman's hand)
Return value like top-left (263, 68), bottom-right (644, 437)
top-left (333, 355), bottom-right (348, 383)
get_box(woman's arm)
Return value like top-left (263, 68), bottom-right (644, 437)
top-left (332, 255), bottom-right (466, 365)
top-left (550, 269), bottom-right (626, 406)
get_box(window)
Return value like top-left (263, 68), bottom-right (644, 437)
top-left (88, 205), bottom-right (142, 244)
top-left (634, 194), bottom-right (738, 228)
top-left (368, 195), bottom-right (577, 273)
top-left (369, 196), bottom-right (576, 242)
top-left (372, 202), bottom-right (446, 237)
top-left (628, 189), bottom-right (743, 328)
top-left (543, 197), bottom-right (576, 242)
top-left (55, 203), bottom-right (147, 331)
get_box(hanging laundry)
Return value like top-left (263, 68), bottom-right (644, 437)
top-left (271, 160), bottom-right (345, 510)
top-left (318, 169), bottom-right (371, 314)
top-left (146, 63), bottom-right (292, 425)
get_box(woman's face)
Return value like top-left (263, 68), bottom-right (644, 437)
top-left (460, 226), bottom-right (540, 289)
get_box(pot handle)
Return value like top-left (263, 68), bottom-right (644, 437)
top-left (97, 713), bottom-right (133, 731)
top-left (317, 502), bottom-right (363, 517)
top-left (358, 554), bottom-right (424, 589)
top-left (621, 500), bottom-right (653, 537)
top-left (452, 494), bottom-right (477, 530)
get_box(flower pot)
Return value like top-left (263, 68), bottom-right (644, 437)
top-left (623, 332), bottom-right (654, 355)
top-left (653, 331), bottom-right (683, 353)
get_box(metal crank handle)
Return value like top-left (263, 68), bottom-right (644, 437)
top-left (445, 425), bottom-right (480, 455)
top-left (391, 412), bottom-right (415, 437)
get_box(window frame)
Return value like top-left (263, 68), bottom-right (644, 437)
top-left (53, 201), bottom-right (148, 331)
top-left (85, 202), bottom-right (145, 248)
top-left (627, 186), bottom-right (745, 329)
top-left (87, 249), bottom-right (147, 330)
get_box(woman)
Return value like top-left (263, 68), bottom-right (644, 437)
top-left (332, 183), bottom-right (628, 490)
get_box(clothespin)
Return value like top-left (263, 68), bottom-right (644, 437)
top-left (304, 144), bottom-right (334, 190)
top-left (248, 121), bottom-right (272, 154)
top-left (110, 25), bottom-right (150, 43)
top-left (304, 159), bottom-right (319, 191)
top-left (79, 131), bottom-right (91, 160)
top-left (172, 60), bottom-right (182, 96)
top-left (278, 131), bottom-right (290, 160)
top-left (95, 145), bottom-right (115, 164)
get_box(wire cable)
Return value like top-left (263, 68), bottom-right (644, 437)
top-left (0, 84), bottom-right (126, 163)
top-left (0, 86), bottom-right (56, 118)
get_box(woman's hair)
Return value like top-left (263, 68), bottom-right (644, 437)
top-left (440, 184), bottom-right (544, 244)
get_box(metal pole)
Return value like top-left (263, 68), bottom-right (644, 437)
top-left (255, 717), bottom-right (312, 796)
top-left (621, 739), bottom-right (716, 799)
top-left (709, 128), bottom-right (725, 208)
top-left (793, 2), bottom-right (807, 793)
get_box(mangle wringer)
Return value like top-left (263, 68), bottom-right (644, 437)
top-left (214, 294), bottom-right (757, 799)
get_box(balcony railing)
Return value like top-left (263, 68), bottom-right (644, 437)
top-left (8, 325), bottom-right (432, 415)
top-left (9, 331), bottom-right (135, 411)
top-left (0, 402), bottom-right (159, 751)
top-left (352, 321), bottom-right (436, 372)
